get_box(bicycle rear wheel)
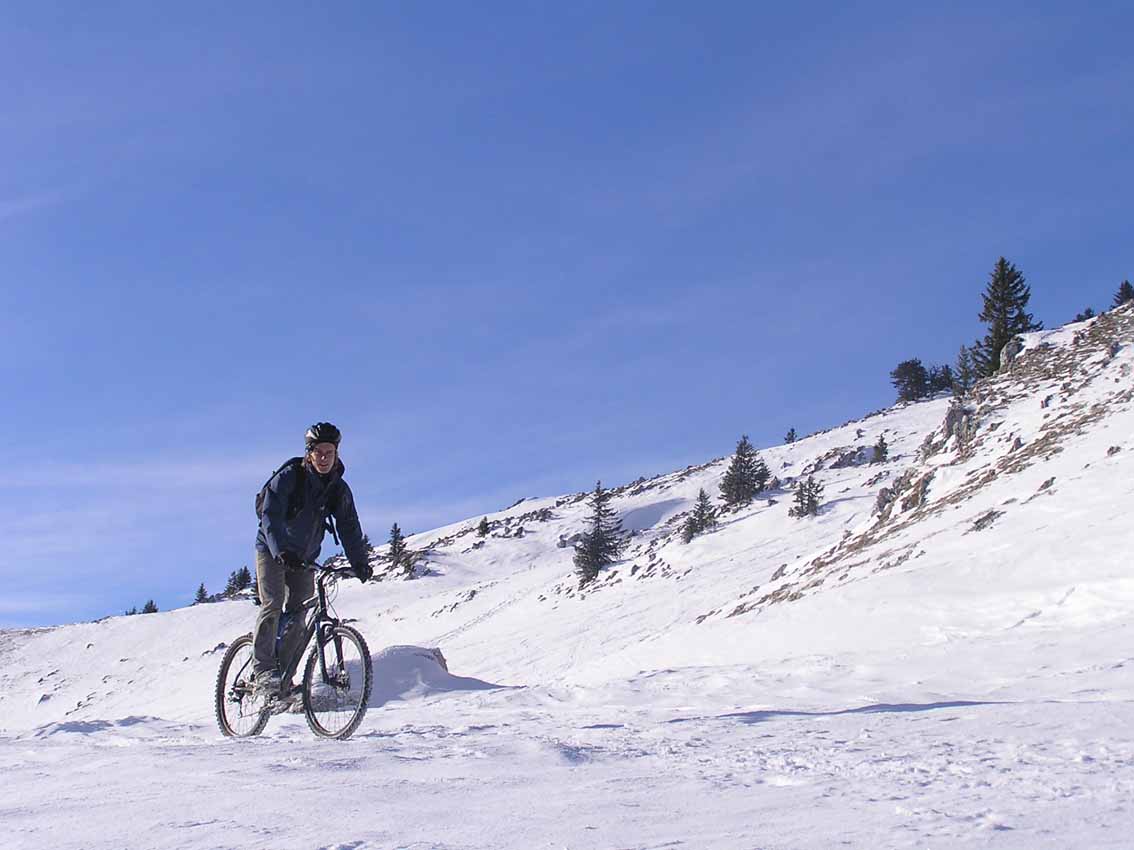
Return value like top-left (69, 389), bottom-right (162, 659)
top-left (302, 625), bottom-right (372, 739)
top-left (215, 633), bottom-right (270, 737)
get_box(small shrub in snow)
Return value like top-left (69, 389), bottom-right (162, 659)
top-left (873, 434), bottom-right (889, 463)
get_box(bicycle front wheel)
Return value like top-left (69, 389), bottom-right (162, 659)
top-left (215, 633), bottom-right (270, 738)
top-left (302, 624), bottom-right (372, 739)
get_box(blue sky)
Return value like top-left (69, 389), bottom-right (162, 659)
top-left (2, 2), bottom-right (1131, 627)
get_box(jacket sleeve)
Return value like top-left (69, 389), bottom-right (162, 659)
top-left (259, 465), bottom-right (298, 561)
top-left (332, 480), bottom-right (369, 570)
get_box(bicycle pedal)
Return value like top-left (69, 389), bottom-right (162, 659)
top-left (268, 693), bottom-right (297, 715)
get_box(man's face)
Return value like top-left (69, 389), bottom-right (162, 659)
top-left (309, 442), bottom-right (337, 474)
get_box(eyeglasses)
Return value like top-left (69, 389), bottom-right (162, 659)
top-left (310, 447), bottom-right (336, 462)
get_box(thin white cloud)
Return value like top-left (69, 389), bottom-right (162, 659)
top-left (0, 592), bottom-right (86, 615)
top-left (0, 454), bottom-right (281, 491)
top-left (0, 188), bottom-right (75, 222)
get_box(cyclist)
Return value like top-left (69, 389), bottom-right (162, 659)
top-left (253, 422), bottom-right (374, 696)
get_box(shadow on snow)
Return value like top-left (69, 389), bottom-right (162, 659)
top-left (669, 700), bottom-right (1007, 725)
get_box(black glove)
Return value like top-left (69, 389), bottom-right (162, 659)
top-left (277, 551), bottom-right (303, 571)
top-left (354, 562), bottom-right (373, 582)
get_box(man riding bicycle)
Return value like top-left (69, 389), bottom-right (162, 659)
top-left (253, 422), bottom-right (373, 697)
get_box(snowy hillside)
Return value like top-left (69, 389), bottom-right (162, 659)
top-left (3, 307), bottom-right (1134, 849)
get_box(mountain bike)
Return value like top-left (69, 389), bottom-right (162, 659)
top-left (215, 563), bottom-right (373, 740)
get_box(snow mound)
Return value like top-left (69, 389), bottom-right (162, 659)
top-left (371, 645), bottom-right (507, 707)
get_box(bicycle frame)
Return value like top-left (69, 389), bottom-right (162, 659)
top-left (278, 567), bottom-right (350, 689)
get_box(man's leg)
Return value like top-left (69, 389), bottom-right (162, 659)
top-left (252, 548), bottom-right (286, 677)
top-left (277, 567), bottom-right (315, 682)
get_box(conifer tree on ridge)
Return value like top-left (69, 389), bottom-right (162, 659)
top-left (890, 359), bottom-right (930, 402)
top-left (954, 345), bottom-right (976, 397)
top-left (788, 476), bottom-right (824, 518)
top-left (388, 523), bottom-right (407, 573)
top-left (574, 481), bottom-right (625, 586)
top-left (720, 435), bottom-right (770, 509)
top-left (682, 488), bottom-right (719, 543)
top-left (971, 257), bottom-right (1042, 377)
top-left (1114, 280), bottom-right (1134, 308)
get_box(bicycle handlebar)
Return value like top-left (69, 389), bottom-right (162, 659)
top-left (305, 562), bottom-right (362, 580)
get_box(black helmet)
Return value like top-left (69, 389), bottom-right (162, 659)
top-left (305, 422), bottom-right (342, 450)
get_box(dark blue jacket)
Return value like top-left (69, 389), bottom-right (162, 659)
top-left (256, 458), bottom-right (368, 570)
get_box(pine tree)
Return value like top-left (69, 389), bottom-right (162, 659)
top-left (194, 583), bottom-right (208, 604)
top-left (681, 516), bottom-right (698, 544)
top-left (692, 488), bottom-right (718, 532)
top-left (124, 606), bottom-right (139, 616)
top-left (1114, 281), bottom-right (1134, 308)
top-left (927, 364), bottom-right (955, 395)
top-left (573, 481), bottom-right (625, 585)
top-left (224, 571), bottom-right (239, 596)
top-left (1073, 307), bottom-right (1096, 323)
top-left (235, 566), bottom-right (252, 591)
top-left (388, 523), bottom-right (407, 571)
top-left (788, 476), bottom-right (824, 518)
top-left (784, 428), bottom-right (797, 444)
top-left (954, 345), bottom-right (976, 397)
top-left (361, 533), bottom-right (372, 552)
top-left (890, 359), bottom-right (930, 402)
top-left (719, 435), bottom-right (770, 508)
top-left (874, 434), bottom-right (889, 463)
top-left (972, 257), bottom-right (1042, 377)
top-left (477, 517), bottom-right (490, 537)
top-left (682, 488), bottom-right (719, 543)
top-left (142, 600), bottom-right (158, 614)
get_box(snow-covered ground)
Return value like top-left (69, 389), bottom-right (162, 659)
top-left (2, 308), bottom-right (1133, 849)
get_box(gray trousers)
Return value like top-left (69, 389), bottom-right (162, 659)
top-left (252, 548), bottom-right (315, 677)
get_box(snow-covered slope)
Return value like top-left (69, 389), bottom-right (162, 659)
top-left (3, 307), bottom-right (1134, 849)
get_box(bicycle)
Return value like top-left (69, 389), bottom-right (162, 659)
top-left (214, 563), bottom-right (373, 740)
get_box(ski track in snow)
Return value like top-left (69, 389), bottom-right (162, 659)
top-left (4, 310), bottom-right (1134, 848)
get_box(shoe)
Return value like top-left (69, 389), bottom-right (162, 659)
top-left (253, 671), bottom-right (282, 698)
top-left (268, 682), bottom-right (303, 715)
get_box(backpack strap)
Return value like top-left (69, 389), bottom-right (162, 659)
top-left (256, 457), bottom-right (307, 522)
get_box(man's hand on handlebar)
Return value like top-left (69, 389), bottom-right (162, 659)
top-left (277, 551), bottom-right (303, 570)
